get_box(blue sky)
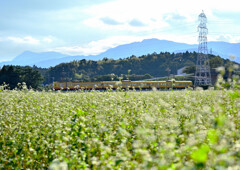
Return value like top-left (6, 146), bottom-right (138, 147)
top-left (0, 0), bottom-right (240, 61)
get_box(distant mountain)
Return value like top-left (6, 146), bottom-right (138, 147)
top-left (95, 39), bottom-right (197, 60)
top-left (0, 39), bottom-right (239, 68)
top-left (13, 51), bottom-right (68, 63)
top-left (208, 41), bottom-right (240, 60)
top-left (0, 51), bottom-right (71, 67)
top-left (95, 39), bottom-right (240, 62)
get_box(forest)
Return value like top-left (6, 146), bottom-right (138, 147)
top-left (0, 65), bottom-right (43, 89)
top-left (42, 51), bottom-right (235, 83)
top-left (0, 51), bottom-right (237, 89)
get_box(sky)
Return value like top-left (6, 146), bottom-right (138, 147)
top-left (0, 0), bottom-right (240, 62)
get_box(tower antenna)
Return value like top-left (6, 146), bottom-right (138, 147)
top-left (194, 10), bottom-right (212, 87)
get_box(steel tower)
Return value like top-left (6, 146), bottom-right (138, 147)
top-left (194, 10), bottom-right (212, 86)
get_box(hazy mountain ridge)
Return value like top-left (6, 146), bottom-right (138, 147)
top-left (0, 51), bottom-right (70, 67)
top-left (0, 39), bottom-right (239, 68)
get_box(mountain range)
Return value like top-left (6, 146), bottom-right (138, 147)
top-left (0, 39), bottom-right (240, 68)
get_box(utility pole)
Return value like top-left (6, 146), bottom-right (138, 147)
top-left (166, 67), bottom-right (171, 80)
top-left (209, 48), bottom-right (212, 55)
top-left (52, 77), bottom-right (54, 86)
top-left (194, 10), bottom-right (212, 87)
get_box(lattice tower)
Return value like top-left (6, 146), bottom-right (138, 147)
top-left (194, 10), bottom-right (212, 86)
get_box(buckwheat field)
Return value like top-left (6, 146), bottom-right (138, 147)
top-left (1, 88), bottom-right (240, 169)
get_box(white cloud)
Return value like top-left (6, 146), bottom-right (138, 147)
top-left (1, 0), bottom-right (239, 62)
top-left (43, 36), bottom-right (54, 43)
top-left (83, 0), bottom-right (240, 34)
top-left (50, 36), bottom-right (144, 56)
top-left (51, 36), bottom-right (147, 55)
top-left (7, 36), bottom-right (40, 45)
top-left (49, 33), bottom-right (199, 56)
top-left (80, 0), bottom-right (240, 51)
top-left (4, 35), bottom-right (56, 45)
top-left (83, 17), bottom-right (162, 33)
top-left (84, 0), bottom-right (176, 32)
top-left (214, 34), bottom-right (240, 43)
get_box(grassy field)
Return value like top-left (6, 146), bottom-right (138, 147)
top-left (0, 89), bottom-right (240, 169)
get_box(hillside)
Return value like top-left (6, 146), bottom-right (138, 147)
top-left (43, 51), bottom-right (236, 84)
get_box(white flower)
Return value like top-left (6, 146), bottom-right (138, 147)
top-left (49, 159), bottom-right (68, 170)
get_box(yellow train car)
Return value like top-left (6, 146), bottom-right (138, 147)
top-left (53, 80), bottom-right (192, 90)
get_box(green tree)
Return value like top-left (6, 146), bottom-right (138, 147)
top-left (183, 65), bottom-right (196, 74)
top-left (0, 65), bottom-right (43, 89)
top-left (209, 56), bottom-right (224, 68)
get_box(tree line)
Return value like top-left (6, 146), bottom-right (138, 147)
top-left (0, 51), bottom-right (237, 89)
top-left (43, 51), bottom-right (236, 84)
top-left (0, 65), bottom-right (43, 89)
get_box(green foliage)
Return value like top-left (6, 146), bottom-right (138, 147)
top-left (207, 129), bottom-right (219, 144)
top-left (43, 52), bottom-right (239, 84)
top-left (209, 56), bottom-right (224, 68)
top-left (183, 65), bottom-right (195, 74)
top-left (1, 88), bottom-right (240, 169)
top-left (229, 90), bottom-right (239, 99)
top-left (43, 52), bottom-right (218, 83)
top-left (183, 55), bottom-right (237, 75)
top-left (0, 65), bottom-right (43, 89)
top-left (191, 144), bottom-right (210, 163)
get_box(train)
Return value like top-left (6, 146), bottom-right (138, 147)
top-left (53, 80), bottom-right (193, 90)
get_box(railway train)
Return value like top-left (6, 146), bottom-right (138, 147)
top-left (53, 80), bottom-right (192, 90)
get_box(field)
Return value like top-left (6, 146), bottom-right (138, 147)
top-left (0, 89), bottom-right (240, 169)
